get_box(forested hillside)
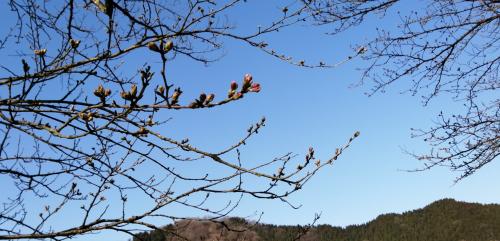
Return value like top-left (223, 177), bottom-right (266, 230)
top-left (132, 199), bottom-right (500, 241)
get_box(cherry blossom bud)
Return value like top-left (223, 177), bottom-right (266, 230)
top-left (121, 91), bottom-right (130, 100)
top-left (199, 93), bottom-right (207, 103)
top-left (171, 88), bottom-right (182, 105)
top-left (204, 94), bottom-right (215, 105)
top-left (156, 85), bottom-right (165, 95)
top-left (241, 74), bottom-right (253, 93)
top-left (243, 74), bottom-right (253, 84)
top-left (164, 41), bottom-right (174, 52)
top-left (34, 49), bottom-right (47, 56)
top-left (230, 81), bottom-right (238, 91)
top-left (94, 84), bottom-right (105, 97)
top-left (130, 84), bottom-right (137, 97)
top-left (249, 83), bottom-right (261, 92)
top-left (147, 42), bottom-right (160, 52)
top-left (70, 39), bottom-right (80, 49)
top-left (309, 147), bottom-right (314, 157)
top-left (79, 112), bottom-right (94, 122)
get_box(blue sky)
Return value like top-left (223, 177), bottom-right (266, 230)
top-left (138, 0), bottom-right (500, 226)
top-left (1, 1), bottom-right (499, 241)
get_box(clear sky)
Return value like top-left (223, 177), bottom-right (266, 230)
top-left (151, 0), bottom-right (500, 225)
top-left (1, 1), bottom-right (499, 241)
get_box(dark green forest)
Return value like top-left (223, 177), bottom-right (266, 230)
top-left (132, 199), bottom-right (500, 241)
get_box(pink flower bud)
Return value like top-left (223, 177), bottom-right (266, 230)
top-left (249, 83), bottom-right (261, 92)
top-left (243, 74), bottom-right (253, 84)
top-left (230, 81), bottom-right (238, 91)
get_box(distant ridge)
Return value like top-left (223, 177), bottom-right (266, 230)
top-left (133, 199), bottom-right (500, 241)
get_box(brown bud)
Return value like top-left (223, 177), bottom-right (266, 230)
top-left (130, 84), bottom-right (137, 97)
top-left (199, 93), bottom-right (207, 103)
top-left (156, 85), bottom-right (165, 95)
top-left (204, 94), bottom-right (215, 105)
top-left (94, 84), bottom-right (105, 97)
top-left (70, 39), bottom-right (80, 49)
top-left (147, 42), bottom-right (160, 52)
top-left (121, 91), bottom-right (132, 100)
top-left (315, 160), bottom-right (321, 167)
top-left (104, 89), bottom-right (111, 97)
top-left (171, 88), bottom-right (182, 104)
top-left (34, 49), bottom-right (47, 56)
top-left (79, 112), bottom-right (94, 122)
top-left (164, 41), bottom-right (174, 52)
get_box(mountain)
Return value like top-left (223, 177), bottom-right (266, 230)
top-left (132, 199), bottom-right (500, 241)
